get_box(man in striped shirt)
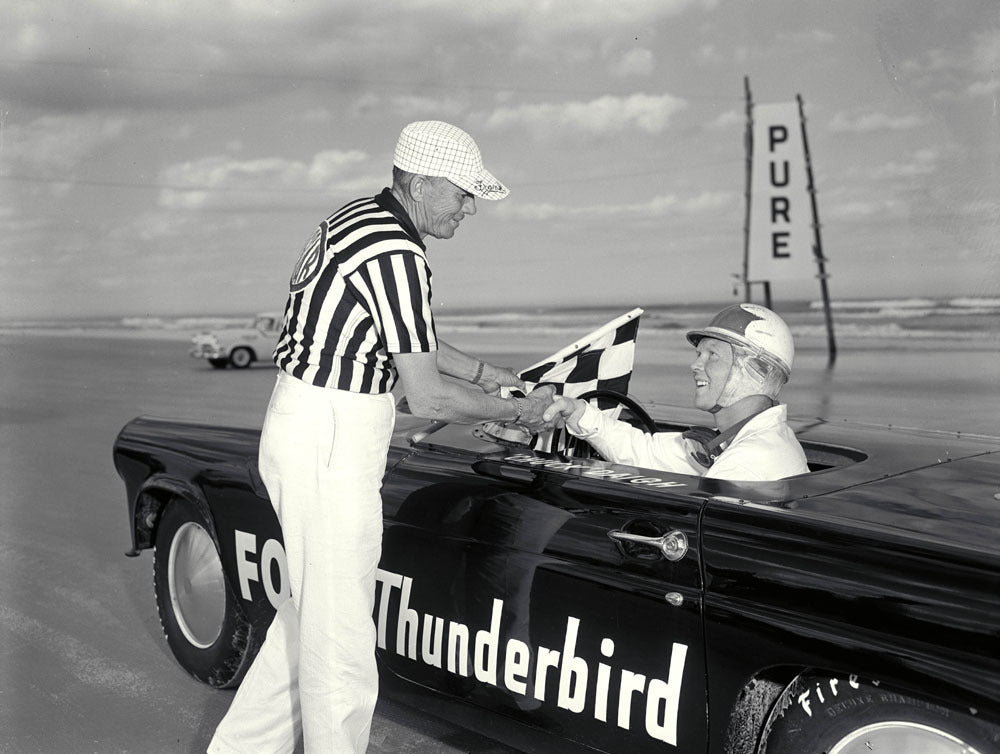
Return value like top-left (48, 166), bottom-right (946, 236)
top-left (209, 121), bottom-right (553, 754)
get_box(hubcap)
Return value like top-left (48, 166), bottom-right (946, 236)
top-left (168, 522), bottom-right (226, 649)
top-left (830, 721), bottom-right (983, 754)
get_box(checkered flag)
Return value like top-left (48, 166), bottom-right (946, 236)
top-left (520, 308), bottom-right (642, 401)
top-left (483, 308), bottom-right (643, 451)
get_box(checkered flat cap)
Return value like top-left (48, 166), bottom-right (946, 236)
top-left (393, 120), bottom-right (509, 200)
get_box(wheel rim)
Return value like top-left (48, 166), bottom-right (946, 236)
top-left (231, 349), bottom-right (250, 367)
top-left (168, 522), bottom-right (226, 649)
top-left (829, 721), bottom-right (984, 754)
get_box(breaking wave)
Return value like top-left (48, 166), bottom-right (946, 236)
top-left (2, 297), bottom-right (996, 342)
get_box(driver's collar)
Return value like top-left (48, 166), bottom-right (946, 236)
top-left (685, 403), bottom-right (775, 468)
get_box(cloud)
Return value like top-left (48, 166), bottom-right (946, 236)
top-left (967, 79), bottom-right (1000, 96)
top-left (867, 149), bottom-right (940, 180)
top-left (966, 28), bottom-right (1000, 96)
top-left (350, 93), bottom-right (470, 121)
top-left (376, 95), bottom-right (467, 119)
top-left (695, 44), bottom-right (725, 65)
top-left (483, 93), bottom-right (687, 137)
top-left (451, 0), bottom-right (718, 34)
top-left (969, 28), bottom-right (1000, 75)
top-left (1, 3), bottom-right (404, 110)
top-left (3, 113), bottom-right (129, 174)
top-left (836, 149), bottom-right (943, 188)
top-left (300, 107), bottom-right (335, 124)
top-left (0, 206), bottom-right (47, 240)
top-left (885, 23), bottom-right (1000, 103)
top-left (1, 0), bottom-right (719, 112)
top-left (500, 189), bottom-right (734, 221)
top-left (609, 48), bottom-right (655, 78)
top-left (828, 110), bottom-right (927, 133)
top-left (707, 109), bottom-right (742, 131)
top-left (775, 29), bottom-right (836, 47)
top-left (826, 198), bottom-right (906, 221)
top-left (156, 149), bottom-right (372, 211)
top-left (307, 150), bottom-right (372, 185)
top-left (959, 197), bottom-right (1000, 220)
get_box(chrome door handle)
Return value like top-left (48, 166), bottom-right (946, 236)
top-left (608, 529), bottom-right (688, 561)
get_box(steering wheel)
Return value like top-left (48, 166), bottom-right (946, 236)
top-left (556, 389), bottom-right (658, 459)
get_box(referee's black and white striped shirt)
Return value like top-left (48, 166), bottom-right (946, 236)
top-left (272, 188), bottom-right (437, 393)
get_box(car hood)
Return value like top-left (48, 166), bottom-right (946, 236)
top-left (682, 409), bottom-right (1000, 556)
top-left (777, 452), bottom-right (1000, 552)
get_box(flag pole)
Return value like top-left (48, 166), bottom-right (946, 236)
top-left (742, 76), bottom-right (754, 303)
top-left (796, 94), bottom-right (837, 366)
top-left (518, 308), bottom-right (643, 375)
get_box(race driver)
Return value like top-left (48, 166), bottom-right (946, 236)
top-left (543, 303), bottom-right (809, 481)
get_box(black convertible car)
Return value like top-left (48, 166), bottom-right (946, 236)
top-left (113, 392), bottom-right (1000, 753)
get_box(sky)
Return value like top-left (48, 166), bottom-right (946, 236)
top-left (1, 0), bottom-right (998, 319)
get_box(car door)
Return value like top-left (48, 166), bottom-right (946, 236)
top-left (375, 429), bottom-right (708, 753)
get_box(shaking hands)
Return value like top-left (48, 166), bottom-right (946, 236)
top-left (512, 386), bottom-right (587, 434)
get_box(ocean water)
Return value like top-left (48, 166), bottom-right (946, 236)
top-left (2, 297), bottom-right (996, 434)
top-left (3, 295), bottom-right (996, 344)
top-left (431, 296), bottom-right (1000, 344)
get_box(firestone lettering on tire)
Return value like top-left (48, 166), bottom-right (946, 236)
top-left (796, 674), bottom-right (861, 716)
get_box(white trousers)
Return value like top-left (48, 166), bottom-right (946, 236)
top-left (209, 372), bottom-right (396, 753)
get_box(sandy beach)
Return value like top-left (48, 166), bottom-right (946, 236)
top-left (0, 324), bottom-right (996, 752)
top-left (0, 332), bottom-right (525, 754)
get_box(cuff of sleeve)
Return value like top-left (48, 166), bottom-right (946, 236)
top-left (567, 402), bottom-right (601, 439)
top-left (386, 343), bottom-right (439, 354)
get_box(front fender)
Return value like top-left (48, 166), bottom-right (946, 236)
top-left (129, 474), bottom-right (217, 555)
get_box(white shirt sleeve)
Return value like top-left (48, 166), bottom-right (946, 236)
top-left (569, 403), bottom-right (705, 475)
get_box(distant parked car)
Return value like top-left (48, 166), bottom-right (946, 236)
top-left (189, 313), bottom-right (280, 369)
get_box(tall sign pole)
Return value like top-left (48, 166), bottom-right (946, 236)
top-left (744, 81), bottom-right (837, 365)
top-left (797, 94), bottom-right (837, 365)
top-left (741, 76), bottom-right (754, 303)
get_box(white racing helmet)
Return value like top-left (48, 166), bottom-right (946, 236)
top-left (686, 303), bottom-right (794, 411)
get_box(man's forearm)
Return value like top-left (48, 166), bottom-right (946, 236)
top-left (437, 340), bottom-right (522, 394)
top-left (411, 379), bottom-right (524, 424)
top-left (436, 340), bottom-right (481, 383)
